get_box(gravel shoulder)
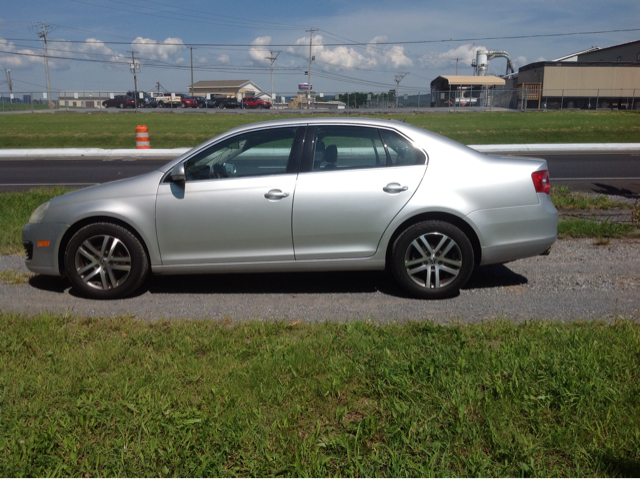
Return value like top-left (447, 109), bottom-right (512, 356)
top-left (1, 238), bottom-right (639, 322)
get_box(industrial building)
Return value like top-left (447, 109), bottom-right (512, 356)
top-left (512, 40), bottom-right (640, 110)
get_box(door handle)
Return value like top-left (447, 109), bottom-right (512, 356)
top-left (383, 183), bottom-right (409, 193)
top-left (264, 189), bottom-right (290, 200)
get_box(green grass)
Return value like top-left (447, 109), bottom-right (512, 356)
top-left (557, 219), bottom-right (636, 239)
top-left (551, 185), bottom-right (632, 210)
top-left (0, 187), bottom-right (76, 255)
top-left (0, 314), bottom-right (639, 476)
top-left (0, 110), bottom-right (638, 148)
top-left (0, 270), bottom-right (32, 285)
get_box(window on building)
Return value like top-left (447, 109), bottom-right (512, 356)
top-left (617, 56), bottom-right (622, 62)
top-left (637, 53), bottom-right (640, 62)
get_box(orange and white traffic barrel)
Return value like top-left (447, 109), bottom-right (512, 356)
top-left (135, 125), bottom-right (150, 149)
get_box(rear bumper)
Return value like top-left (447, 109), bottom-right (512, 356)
top-left (468, 195), bottom-right (558, 265)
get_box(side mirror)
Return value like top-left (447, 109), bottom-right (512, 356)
top-left (169, 163), bottom-right (186, 182)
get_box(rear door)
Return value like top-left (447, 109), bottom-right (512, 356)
top-left (292, 125), bottom-right (427, 260)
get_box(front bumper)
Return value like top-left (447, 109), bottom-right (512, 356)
top-left (22, 222), bottom-right (69, 276)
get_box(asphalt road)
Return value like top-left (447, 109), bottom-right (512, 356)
top-left (1, 152), bottom-right (639, 194)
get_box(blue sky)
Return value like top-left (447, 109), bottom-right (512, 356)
top-left (1, 0), bottom-right (639, 97)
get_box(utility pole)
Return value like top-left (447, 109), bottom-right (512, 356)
top-left (127, 51), bottom-right (140, 110)
top-left (36, 23), bottom-right (52, 108)
top-left (189, 47), bottom-right (196, 96)
top-left (128, 51), bottom-right (140, 92)
top-left (306, 29), bottom-right (318, 109)
top-left (266, 50), bottom-right (281, 107)
top-left (4, 69), bottom-right (12, 93)
top-left (394, 72), bottom-right (408, 108)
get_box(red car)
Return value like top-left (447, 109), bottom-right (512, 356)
top-left (242, 96), bottom-right (271, 109)
top-left (174, 93), bottom-right (198, 108)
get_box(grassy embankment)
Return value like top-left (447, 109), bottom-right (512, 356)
top-left (0, 110), bottom-right (639, 148)
top-left (0, 314), bottom-right (639, 477)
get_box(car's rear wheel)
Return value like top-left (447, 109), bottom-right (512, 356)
top-left (64, 223), bottom-right (149, 299)
top-left (118, 103), bottom-right (124, 109)
top-left (157, 102), bottom-right (164, 108)
top-left (391, 221), bottom-right (474, 299)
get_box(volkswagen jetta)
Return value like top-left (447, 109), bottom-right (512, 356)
top-left (23, 118), bottom-right (557, 299)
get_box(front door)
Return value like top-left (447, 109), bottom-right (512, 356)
top-left (156, 126), bottom-right (303, 265)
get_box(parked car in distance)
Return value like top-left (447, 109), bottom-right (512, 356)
top-left (192, 96), bottom-right (208, 108)
top-left (148, 92), bottom-right (181, 108)
top-left (242, 96), bottom-right (271, 109)
top-left (23, 117), bottom-right (557, 300)
top-left (173, 93), bottom-right (198, 108)
top-left (102, 95), bottom-right (137, 109)
top-left (126, 91), bottom-right (157, 108)
top-left (208, 97), bottom-right (242, 109)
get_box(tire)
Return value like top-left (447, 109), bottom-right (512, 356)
top-left (181, 103), bottom-right (186, 108)
top-left (157, 102), bottom-right (165, 108)
top-left (118, 103), bottom-right (124, 109)
top-left (391, 221), bottom-right (474, 299)
top-left (64, 223), bottom-right (149, 299)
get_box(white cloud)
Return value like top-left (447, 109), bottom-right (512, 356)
top-left (132, 37), bottom-right (185, 62)
top-left (217, 54), bottom-right (231, 64)
top-left (287, 34), bottom-right (412, 70)
top-left (249, 36), bottom-right (272, 63)
top-left (419, 43), bottom-right (487, 70)
top-left (0, 38), bottom-right (43, 69)
top-left (198, 56), bottom-right (207, 64)
top-left (78, 38), bottom-right (125, 63)
top-left (515, 56), bottom-right (528, 68)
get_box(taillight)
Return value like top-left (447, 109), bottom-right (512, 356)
top-left (531, 170), bottom-right (550, 195)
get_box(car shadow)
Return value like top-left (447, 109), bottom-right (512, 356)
top-left (142, 264), bottom-right (527, 298)
top-left (27, 264), bottom-right (528, 299)
top-left (592, 182), bottom-right (640, 199)
top-left (29, 274), bottom-right (71, 293)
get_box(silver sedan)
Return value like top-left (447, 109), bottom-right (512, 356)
top-left (22, 118), bottom-right (557, 299)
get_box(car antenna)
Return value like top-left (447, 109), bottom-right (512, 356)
top-left (401, 117), bottom-right (407, 123)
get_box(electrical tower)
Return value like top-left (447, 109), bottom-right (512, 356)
top-left (266, 50), bottom-right (282, 106)
top-left (4, 69), bottom-right (12, 94)
top-left (34, 23), bottom-right (53, 107)
top-left (306, 29), bottom-right (318, 109)
top-left (189, 47), bottom-right (197, 96)
top-left (394, 72), bottom-right (409, 108)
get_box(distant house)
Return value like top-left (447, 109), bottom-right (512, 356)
top-left (58, 91), bottom-right (117, 109)
top-left (188, 80), bottom-right (267, 100)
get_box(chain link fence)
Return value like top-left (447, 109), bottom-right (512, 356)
top-left (2, 88), bottom-right (639, 112)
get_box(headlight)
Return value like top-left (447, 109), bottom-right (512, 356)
top-left (28, 201), bottom-right (50, 224)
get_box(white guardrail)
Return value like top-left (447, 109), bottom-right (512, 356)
top-left (0, 144), bottom-right (639, 159)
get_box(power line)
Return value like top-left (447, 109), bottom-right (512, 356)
top-left (5, 27), bottom-right (639, 48)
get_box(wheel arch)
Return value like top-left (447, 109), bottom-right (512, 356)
top-left (57, 215), bottom-right (151, 276)
top-left (385, 212), bottom-right (482, 267)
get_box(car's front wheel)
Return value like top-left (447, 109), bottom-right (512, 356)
top-left (64, 223), bottom-right (149, 299)
top-left (391, 221), bottom-right (474, 299)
